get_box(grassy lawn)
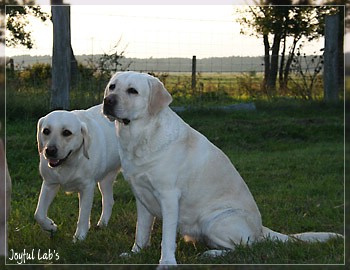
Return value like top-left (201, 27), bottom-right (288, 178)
top-left (5, 100), bottom-right (344, 266)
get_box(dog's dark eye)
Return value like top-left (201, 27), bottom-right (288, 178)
top-left (62, 130), bottom-right (72, 137)
top-left (127, 88), bottom-right (138, 95)
top-left (43, 128), bottom-right (50, 136)
top-left (109, 84), bottom-right (116, 91)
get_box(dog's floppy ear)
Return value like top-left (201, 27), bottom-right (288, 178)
top-left (37, 117), bottom-right (45, 154)
top-left (81, 122), bottom-right (90, 160)
top-left (148, 77), bottom-right (173, 116)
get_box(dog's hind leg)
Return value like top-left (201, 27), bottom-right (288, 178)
top-left (201, 209), bottom-right (262, 258)
top-left (97, 170), bottom-right (117, 227)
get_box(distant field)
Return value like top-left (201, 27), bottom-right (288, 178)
top-left (8, 55), bottom-right (266, 73)
top-left (6, 71), bottom-right (326, 120)
top-left (5, 100), bottom-right (344, 265)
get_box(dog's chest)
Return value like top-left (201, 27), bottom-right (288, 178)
top-left (128, 173), bottom-right (162, 217)
top-left (118, 119), bottom-right (181, 166)
top-left (40, 161), bottom-right (84, 192)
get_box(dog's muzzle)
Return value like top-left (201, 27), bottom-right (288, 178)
top-left (103, 95), bottom-right (117, 117)
top-left (45, 146), bottom-right (72, 168)
top-left (103, 95), bottom-right (130, 125)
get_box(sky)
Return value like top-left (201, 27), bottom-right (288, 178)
top-left (4, 1), bottom-right (350, 59)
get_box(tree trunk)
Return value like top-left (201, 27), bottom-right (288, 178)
top-left (263, 34), bottom-right (270, 94)
top-left (266, 33), bottom-right (281, 95)
top-left (51, 5), bottom-right (71, 110)
top-left (324, 14), bottom-right (339, 103)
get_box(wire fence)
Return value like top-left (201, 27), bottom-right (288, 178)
top-left (5, 5), bottom-right (328, 117)
top-left (6, 49), bottom-right (327, 120)
top-left (8, 54), bottom-right (265, 73)
top-left (6, 64), bottom-right (325, 122)
top-left (4, 56), bottom-right (262, 120)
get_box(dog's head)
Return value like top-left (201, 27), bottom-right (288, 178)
top-left (37, 111), bottom-right (90, 168)
top-left (102, 72), bottom-right (172, 125)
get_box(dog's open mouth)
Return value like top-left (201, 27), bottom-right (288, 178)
top-left (48, 151), bottom-right (72, 168)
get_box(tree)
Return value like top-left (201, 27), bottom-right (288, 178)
top-left (278, 6), bottom-right (324, 92)
top-left (2, 1), bottom-right (49, 49)
top-left (3, 0), bottom-right (78, 109)
top-left (97, 38), bottom-right (131, 75)
top-left (239, 1), bottom-right (293, 95)
top-left (2, 1), bottom-right (49, 129)
top-left (239, 3), bottom-right (286, 95)
top-left (238, 2), bottom-right (329, 96)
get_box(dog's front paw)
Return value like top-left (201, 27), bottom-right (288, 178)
top-left (119, 244), bottom-right (142, 258)
top-left (131, 243), bottom-right (142, 253)
top-left (72, 234), bottom-right (86, 243)
top-left (96, 218), bottom-right (108, 228)
top-left (35, 215), bottom-right (58, 232)
top-left (72, 230), bottom-right (87, 243)
top-left (45, 221), bottom-right (58, 232)
top-left (157, 259), bottom-right (177, 270)
top-left (159, 258), bottom-right (177, 265)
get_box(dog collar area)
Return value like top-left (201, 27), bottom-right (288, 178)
top-left (117, 118), bottom-right (130, 125)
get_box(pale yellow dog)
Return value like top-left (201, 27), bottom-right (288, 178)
top-left (0, 136), bottom-right (11, 257)
top-left (103, 72), bottom-right (343, 266)
top-left (35, 104), bottom-right (121, 241)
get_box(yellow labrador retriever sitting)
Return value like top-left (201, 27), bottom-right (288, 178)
top-left (103, 72), bottom-right (342, 265)
top-left (35, 104), bottom-right (121, 241)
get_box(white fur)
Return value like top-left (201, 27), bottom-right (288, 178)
top-left (35, 104), bottom-right (121, 241)
top-left (0, 138), bottom-right (11, 257)
top-left (103, 72), bottom-right (343, 265)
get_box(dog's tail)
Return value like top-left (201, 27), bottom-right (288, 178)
top-left (262, 226), bottom-right (343, 243)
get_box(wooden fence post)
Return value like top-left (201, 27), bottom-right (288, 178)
top-left (191, 55), bottom-right (196, 92)
top-left (324, 14), bottom-right (339, 103)
top-left (51, 4), bottom-right (71, 110)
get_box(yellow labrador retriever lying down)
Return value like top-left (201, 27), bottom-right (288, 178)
top-left (103, 72), bottom-right (343, 265)
top-left (35, 104), bottom-right (121, 241)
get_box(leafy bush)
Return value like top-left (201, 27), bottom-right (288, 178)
top-left (18, 63), bottom-right (51, 86)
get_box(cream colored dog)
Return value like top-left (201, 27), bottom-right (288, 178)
top-left (0, 137), bottom-right (11, 257)
top-left (35, 104), bottom-right (121, 241)
top-left (103, 72), bottom-right (343, 265)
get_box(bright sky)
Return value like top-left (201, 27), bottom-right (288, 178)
top-left (4, 1), bottom-right (350, 59)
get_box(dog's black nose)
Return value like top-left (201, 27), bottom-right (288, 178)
top-left (103, 95), bottom-right (117, 116)
top-left (104, 95), bottom-right (117, 108)
top-left (45, 146), bottom-right (57, 157)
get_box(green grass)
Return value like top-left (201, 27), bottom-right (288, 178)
top-left (5, 100), bottom-right (344, 266)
